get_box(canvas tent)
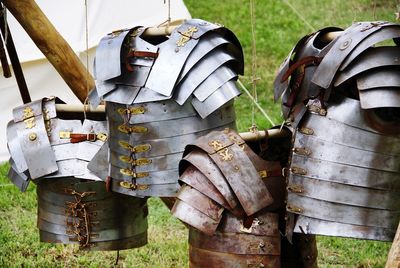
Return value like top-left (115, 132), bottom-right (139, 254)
top-left (0, 0), bottom-right (191, 162)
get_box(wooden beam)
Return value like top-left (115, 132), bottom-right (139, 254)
top-left (2, 0), bottom-right (94, 103)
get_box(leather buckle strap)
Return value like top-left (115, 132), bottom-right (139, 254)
top-left (59, 132), bottom-right (107, 143)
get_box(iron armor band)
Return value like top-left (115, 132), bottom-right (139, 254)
top-left (36, 177), bottom-right (148, 250)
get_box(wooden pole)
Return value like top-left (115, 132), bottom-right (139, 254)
top-left (386, 222), bottom-right (400, 268)
top-left (2, 0), bottom-right (94, 103)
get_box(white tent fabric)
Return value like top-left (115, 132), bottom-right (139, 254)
top-left (0, 0), bottom-right (191, 162)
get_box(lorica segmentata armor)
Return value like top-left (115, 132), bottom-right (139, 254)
top-left (274, 21), bottom-right (400, 241)
top-left (89, 19), bottom-right (244, 197)
top-left (6, 98), bottom-right (148, 250)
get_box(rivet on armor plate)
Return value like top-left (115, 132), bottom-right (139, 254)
top-left (299, 127), bottom-right (314, 135)
top-left (290, 166), bottom-right (307, 176)
top-left (293, 147), bottom-right (312, 156)
top-left (176, 26), bottom-right (198, 47)
top-left (287, 203), bottom-right (304, 213)
top-left (28, 132), bottom-right (37, 141)
top-left (339, 38), bottom-right (352, 50)
top-left (287, 184), bottom-right (304, 193)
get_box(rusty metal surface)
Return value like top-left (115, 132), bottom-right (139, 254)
top-left (189, 228), bottom-right (280, 255)
top-left (39, 230), bottom-right (147, 251)
top-left (181, 149), bottom-right (240, 213)
top-left (36, 177), bottom-right (148, 250)
top-left (179, 165), bottom-right (231, 209)
top-left (189, 246), bottom-right (280, 268)
top-left (171, 199), bottom-right (220, 235)
top-left (177, 185), bottom-right (224, 221)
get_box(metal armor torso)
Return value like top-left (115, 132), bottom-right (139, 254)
top-left (6, 98), bottom-right (148, 250)
top-left (90, 19), bottom-right (244, 197)
top-left (274, 21), bottom-right (400, 241)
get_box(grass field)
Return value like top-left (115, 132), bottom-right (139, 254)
top-left (0, 0), bottom-right (398, 267)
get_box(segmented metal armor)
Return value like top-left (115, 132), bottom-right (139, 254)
top-left (274, 21), bottom-right (400, 241)
top-left (172, 128), bottom-right (284, 267)
top-left (7, 97), bottom-right (148, 250)
top-left (88, 19), bottom-right (244, 197)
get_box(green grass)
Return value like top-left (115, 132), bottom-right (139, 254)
top-left (1, 0), bottom-right (398, 267)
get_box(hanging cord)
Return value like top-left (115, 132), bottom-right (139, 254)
top-left (282, 0), bottom-right (315, 32)
top-left (238, 79), bottom-right (275, 126)
top-left (83, 0), bottom-right (90, 118)
top-left (158, 0), bottom-right (172, 27)
top-left (249, 0), bottom-right (259, 128)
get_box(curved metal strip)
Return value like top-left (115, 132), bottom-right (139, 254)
top-left (110, 150), bottom-right (181, 173)
top-left (177, 33), bottom-right (231, 83)
top-left (289, 174), bottom-right (400, 210)
top-left (294, 215), bottom-right (395, 241)
top-left (39, 230), bottom-right (148, 251)
top-left (108, 104), bottom-right (235, 141)
top-left (48, 119), bottom-right (82, 146)
top-left (38, 206), bottom-right (147, 232)
top-left (189, 228), bottom-right (281, 255)
top-left (102, 85), bottom-right (141, 105)
top-left (340, 25), bottom-right (400, 71)
top-left (291, 154), bottom-right (400, 190)
top-left (189, 246), bottom-right (280, 268)
top-left (132, 86), bottom-right (172, 104)
top-left (105, 99), bottom-right (197, 125)
top-left (86, 142), bottom-right (109, 181)
top-left (37, 194), bottom-right (146, 219)
top-left (145, 19), bottom-right (221, 96)
top-left (359, 88), bottom-right (400, 109)
top-left (273, 32), bottom-right (314, 102)
top-left (109, 166), bottom-right (178, 185)
top-left (8, 158), bottom-right (30, 192)
top-left (311, 21), bottom-right (391, 92)
top-left (88, 87), bottom-right (101, 108)
top-left (110, 179), bottom-right (179, 197)
top-left (192, 82), bottom-right (240, 118)
top-left (219, 211), bottom-right (279, 237)
top-left (173, 49), bottom-right (238, 105)
top-left (77, 143), bottom-right (103, 162)
top-left (357, 69), bottom-right (400, 90)
top-left (193, 65), bottom-right (237, 102)
top-left (95, 29), bottom-right (132, 81)
top-left (107, 121), bottom-right (236, 158)
top-left (43, 159), bottom-right (86, 178)
top-left (38, 218), bottom-right (147, 242)
top-left (6, 121), bottom-right (28, 173)
top-left (181, 149), bottom-right (240, 212)
top-left (300, 112), bottom-right (400, 156)
top-left (208, 143), bottom-right (273, 216)
top-left (287, 194), bottom-right (400, 228)
top-left (111, 65), bottom-right (152, 88)
top-left (179, 165), bottom-right (231, 209)
top-left (294, 132), bottom-right (400, 172)
top-left (171, 199), bottom-right (220, 236)
top-left (176, 185), bottom-right (224, 221)
top-left (13, 99), bottom-right (58, 179)
top-left (95, 79), bottom-right (117, 99)
top-left (334, 47), bottom-right (400, 87)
